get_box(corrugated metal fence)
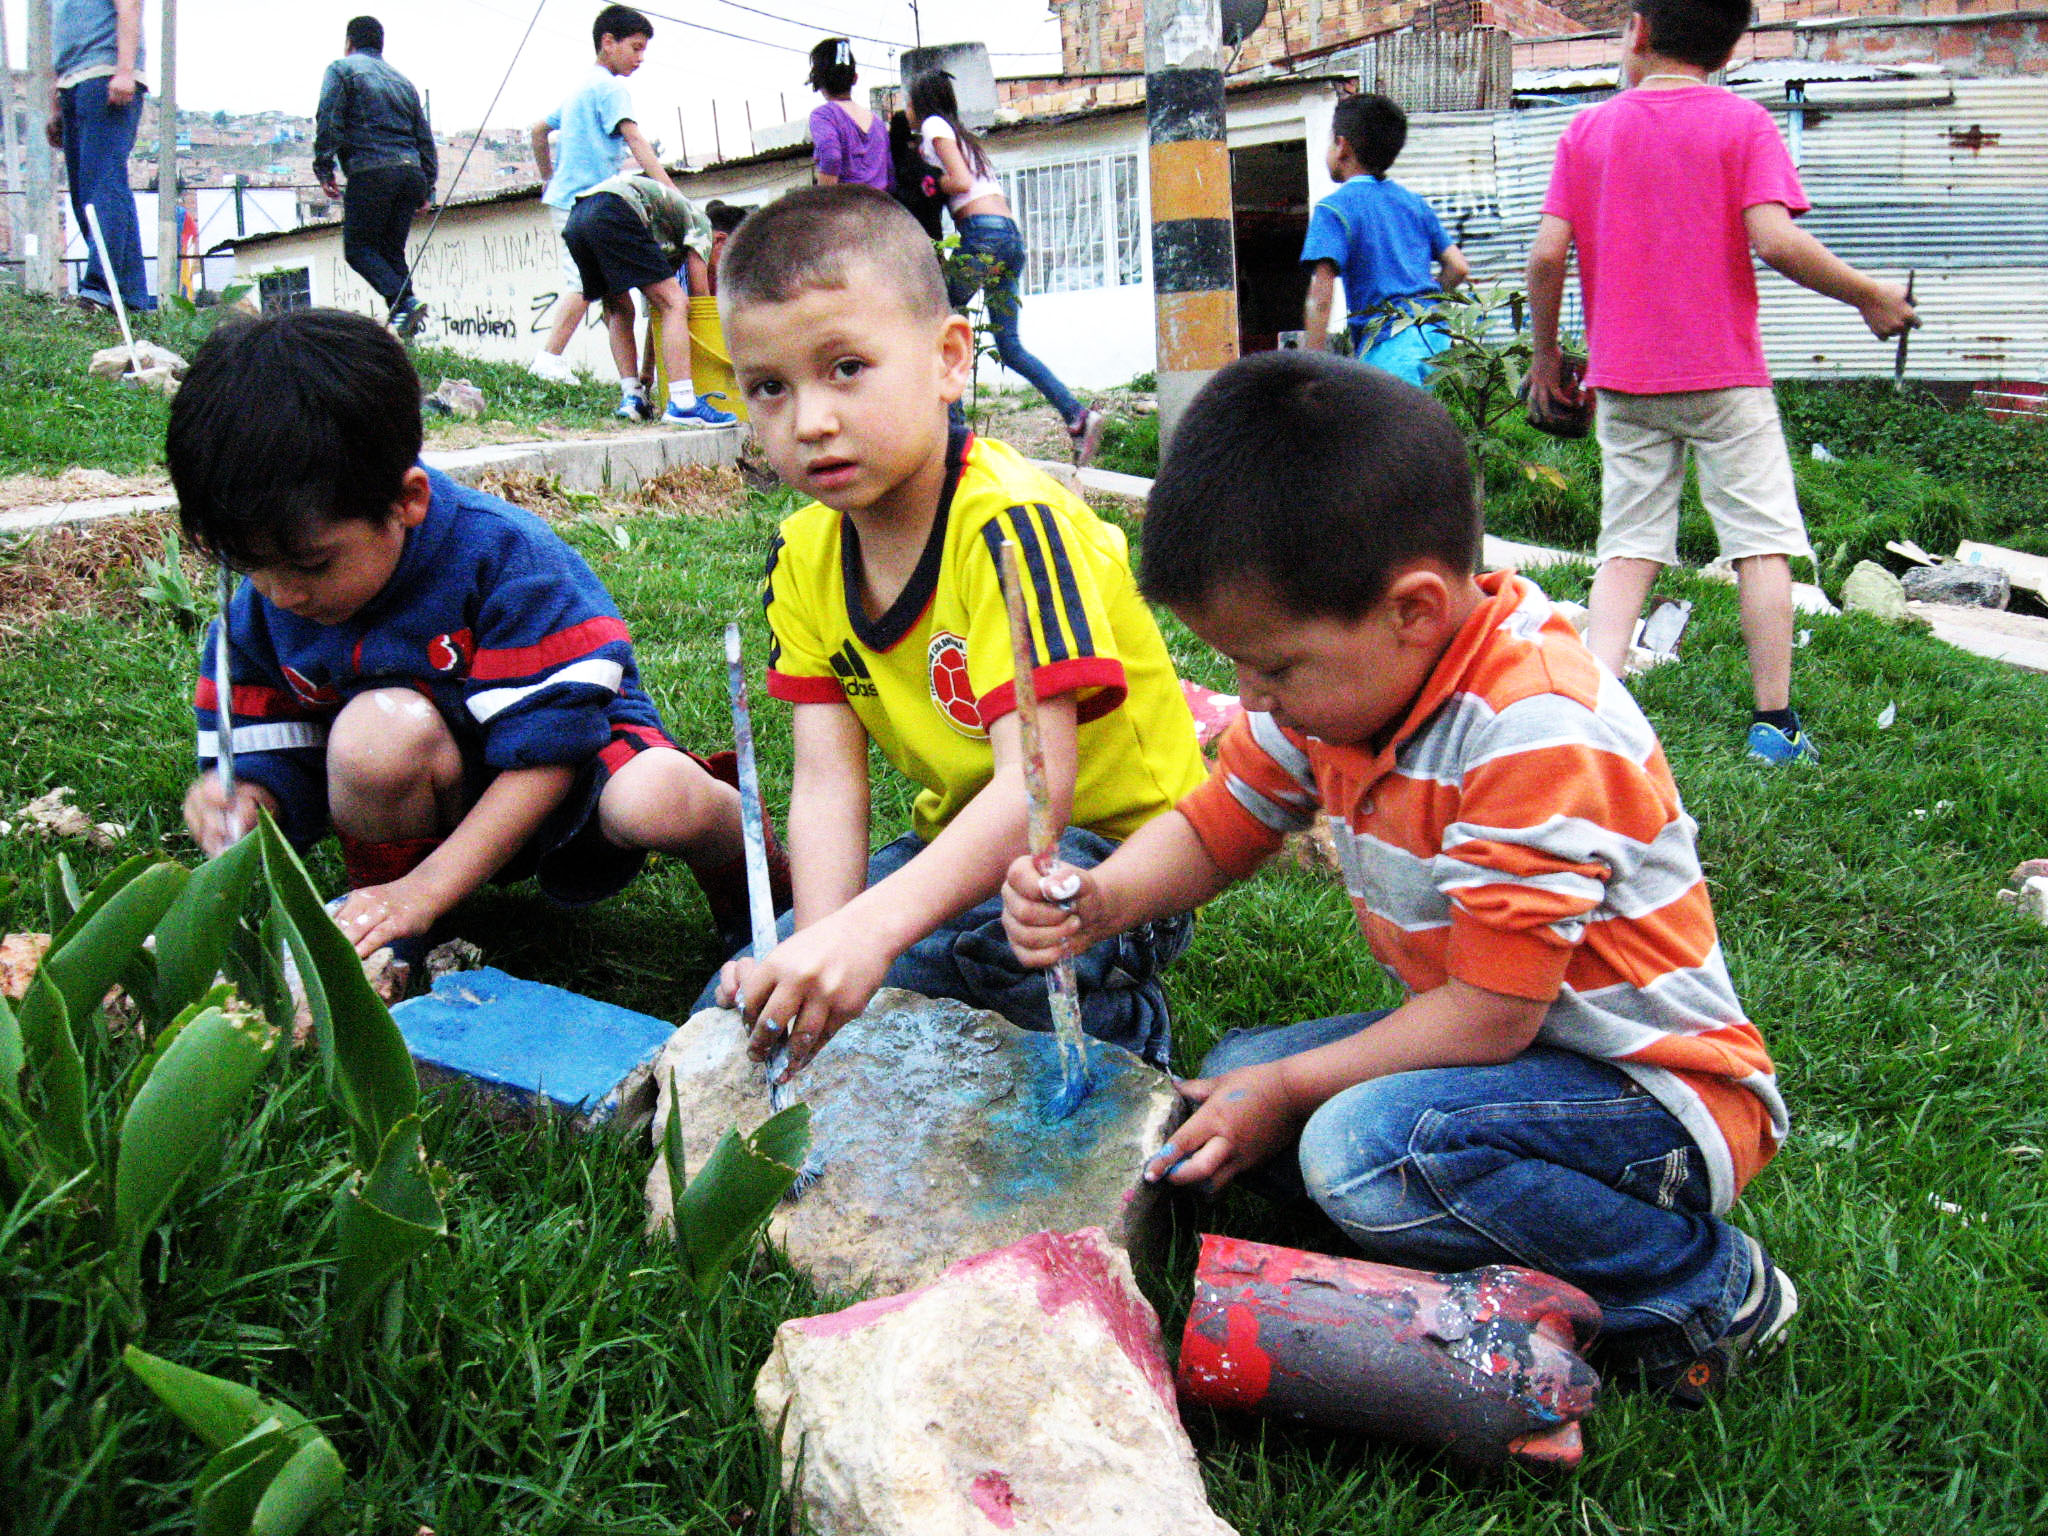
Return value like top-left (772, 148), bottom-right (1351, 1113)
top-left (1394, 77), bottom-right (2048, 382)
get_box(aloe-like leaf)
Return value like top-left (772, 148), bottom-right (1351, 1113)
top-left (248, 1432), bottom-right (346, 1535)
top-left (332, 1114), bottom-right (445, 1332)
top-left (195, 1420), bottom-right (299, 1536)
top-left (673, 1102), bottom-right (810, 1303)
top-left (256, 816), bottom-right (417, 1163)
top-left (14, 972), bottom-right (89, 1176)
top-left (115, 1003), bottom-right (278, 1278)
top-left (41, 860), bottom-right (189, 1028)
top-left (0, 988), bottom-right (21, 1113)
top-left (155, 834), bottom-right (264, 1022)
top-left (123, 1345), bottom-right (269, 1450)
top-left (43, 850), bottom-right (85, 935)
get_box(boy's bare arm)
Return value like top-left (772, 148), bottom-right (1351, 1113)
top-left (335, 765), bottom-right (575, 959)
top-left (1437, 243), bottom-right (1470, 290)
top-left (788, 702), bottom-right (872, 927)
top-left (1147, 978), bottom-right (1548, 1191)
top-left (619, 120), bottom-right (678, 190)
top-left (1002, 808), bottom-right (1231, 967)
top-left (1524, 214), bottom-right (1580, 410)
top-left (1302, 262), bottom-right (1338, 351)
top-left (529, 121), bottom-right (554, 183)
top-left (1745, 202), bottom-right (1916, 339)
top-left (732, 695), bottom-right (1080, 1069)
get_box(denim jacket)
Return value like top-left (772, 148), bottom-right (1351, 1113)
top-left (313, 49), bottom-right (437, 186)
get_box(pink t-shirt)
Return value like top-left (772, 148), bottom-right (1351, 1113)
top-left (1542, 86), bottom-right (1809, 394)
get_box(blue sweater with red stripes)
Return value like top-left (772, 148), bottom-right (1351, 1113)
top-left (194, 467), bottom-right (670, 849)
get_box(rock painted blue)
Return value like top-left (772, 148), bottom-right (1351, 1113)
top-left (393, 967), bottom-right (674, 1120)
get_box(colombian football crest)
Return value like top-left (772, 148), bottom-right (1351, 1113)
top-left (926, 631), bottom-right (982, 735)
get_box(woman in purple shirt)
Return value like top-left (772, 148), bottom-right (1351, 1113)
top-left (806, 38), bottom-right (890, 191)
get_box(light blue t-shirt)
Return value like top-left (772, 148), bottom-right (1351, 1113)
top-left (543, 66), bottom-right (633, 211)
top-left (1300, 175), bottom-right (1450, 324)
top-left (55, 0), bottom-right (145, 82)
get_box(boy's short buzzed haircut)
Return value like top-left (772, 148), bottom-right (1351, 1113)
top-left (592, 3), bottom-right (651, 48)
top-left (1635, 0), bottom-right (1751, 70)
top-left (167, 308), bottom-right (423, 571)
top-left (1141, 351), bottom-right (1478, 621)
top-left (346, 15), bottom-right (383, 52)
top-left (1332, 92), bottom-right (1408, 178)
top-left (718, 184), bottom-right (948, 320)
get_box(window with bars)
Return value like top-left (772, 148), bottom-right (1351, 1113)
top-left (998, 152), bottom-right (1143, 296)
top-left (257, 267), bottom-right (312, 314)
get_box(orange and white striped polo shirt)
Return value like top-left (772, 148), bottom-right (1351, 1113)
top-left (1178, 570), bottom-right (1785, 1212)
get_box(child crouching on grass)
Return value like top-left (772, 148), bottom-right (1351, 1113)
top-left (1003, 351), bottom-right (1795, 1407)
top-left (175, 308), bottom-right (782, 962)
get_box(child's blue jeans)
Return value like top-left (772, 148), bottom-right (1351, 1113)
top-left (694, 826), bottom-right (1189, 1067)
top-left (1198, 1011), bottom-right (1757, 1372)
top-left (944, 212), bottom-right (1083, 429)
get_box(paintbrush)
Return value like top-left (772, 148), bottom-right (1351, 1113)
top-left (1893, 270), bottom-right (1916, 393)
top-left (724, 622), bottom-right (824, 1196)
top-left (213, 565), bottom-right (241, 841)
top-left (997, 541), bottom-right (1091, 1120)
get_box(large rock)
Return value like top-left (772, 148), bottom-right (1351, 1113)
top-left (1840, 560), bottom-right (1909, 622)
top-left (645, 989), bottom-right (1182, 1296)
top-left (1902, 562), bottom-right (2011, 610)
top-left (756, 1227), bottom-right (1240, 1536)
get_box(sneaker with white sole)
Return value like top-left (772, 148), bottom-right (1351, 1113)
top-left (662, 394), bottom-right (738, 429)
top-left (1746, 721), bottom-right (1820, 765)
top-left (391, 299), bottom-right (429, 339)
top-left (529, 349), bottom-right (576, 384)
top-left (615, 395), bottom-right (650, 421)
top-left (1654, 1235), bottom-right (1799, 1409)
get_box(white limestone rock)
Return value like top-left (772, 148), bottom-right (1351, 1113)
top-left (755, 1227), bottom-right (1240, 1536)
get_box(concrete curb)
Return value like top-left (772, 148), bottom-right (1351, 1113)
top-left (0, 427), bottom-right (745, 537)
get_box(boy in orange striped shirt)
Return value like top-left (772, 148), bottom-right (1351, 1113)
top-left (1002, 352), bottom-right (1793, 1406)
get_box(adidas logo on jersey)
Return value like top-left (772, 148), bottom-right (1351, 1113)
top-left (829, 642), bottom-right (878, 698)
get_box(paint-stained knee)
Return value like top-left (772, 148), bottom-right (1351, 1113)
top-left (327, 688), bottom-right (459, 797)
top-left (1298, 1086), bottom-right (1438, 1232)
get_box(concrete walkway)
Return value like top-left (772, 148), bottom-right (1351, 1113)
top-left (0, 425), bottom-right (743, 537)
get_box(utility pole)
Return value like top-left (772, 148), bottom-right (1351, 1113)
top-left (25, 0), bottom-right (58, 294)
top-left (156, 0), bottom-right (179, 301)
top-left (0, 3), bottom-right (21, 266)
top-left (1144, 0), bottom-right (1237, 452)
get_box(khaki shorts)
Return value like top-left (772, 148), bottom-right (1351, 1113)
top-left (1594, 386), bottom-right (1811, 566)
top-left (547, 204), bottom-right (582, 289)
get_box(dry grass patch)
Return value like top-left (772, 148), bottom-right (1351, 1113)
top-left (0, 513), bottom-right (189, 643)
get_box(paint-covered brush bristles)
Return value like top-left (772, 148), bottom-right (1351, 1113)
top-left (997, 541), bottom-right (1091, 1120)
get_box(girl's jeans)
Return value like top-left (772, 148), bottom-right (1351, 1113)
top-left (696, 827), bottom-right (1190, 1068)
top-left (946, 213), bottom-right (1083, 428)
top-left (1199, 1012), bottom-right (1758, 1372)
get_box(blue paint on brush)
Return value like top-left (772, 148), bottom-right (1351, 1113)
top-left (393, 967), bottom-right (673, 1120)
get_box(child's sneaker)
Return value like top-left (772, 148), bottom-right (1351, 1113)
top-left (391, 298), bottom-right (429, 339)
top-left (1654, 1235), bottom-right (1798, 1409)
top-left (692, 749), bottom-right (792, 955)
top-left (529, 349), bottom-right (576, 383)
top-left (1746, 721), bottom-right (1819, 765)
top-left (614, 395), bottom-right (650, 421)
top-left (1068, 406), bottom-right (1106, 468)
top-left (662, 394), bottom-right (738, 430)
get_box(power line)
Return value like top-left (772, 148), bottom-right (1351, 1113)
top-left (632, 7), bottom-right (899, 66)
top-left (694, 0), bottom-right (911, 51)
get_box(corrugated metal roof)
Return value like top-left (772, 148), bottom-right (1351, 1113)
top-left (1431, 78), bottom-right (2048, 381)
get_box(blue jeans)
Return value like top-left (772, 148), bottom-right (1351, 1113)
top-left (945, 213), bottom-right (1082, 429)
top-left (1200, 1013), bottom-right (1757, 1371)
top-left (61, 76), bottom-right (154, 311)
top-left (695, 827), bottom-right (1190, 1067)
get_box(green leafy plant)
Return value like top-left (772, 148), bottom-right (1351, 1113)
top-left (659, 1078), bottom-right (810, 1306)
top-left (1407, 282), bottom-right (1542, 507)
top-left (124, 1346), bottom-right (345, 1536)
top-left (137, 529), bottom-right (202, 630)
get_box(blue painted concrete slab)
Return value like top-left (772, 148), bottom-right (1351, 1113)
top-left (393, 967), bottom-right (674, 1121)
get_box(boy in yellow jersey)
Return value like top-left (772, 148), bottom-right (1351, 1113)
top-left (702, 184), bottom-right (1206, 1072)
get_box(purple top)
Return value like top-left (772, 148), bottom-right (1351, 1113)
top-left (809, 100), bottom-right (891, 190)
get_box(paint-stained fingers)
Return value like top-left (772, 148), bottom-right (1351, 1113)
top-left (1144, 1132), bottom-right (1234, 1189)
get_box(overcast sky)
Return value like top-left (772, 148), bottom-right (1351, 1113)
top-left (5, 0), bottom-right (1063, 160)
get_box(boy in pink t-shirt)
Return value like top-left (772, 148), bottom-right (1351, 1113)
top-left (1526, 0), bottom-right (1915, 764)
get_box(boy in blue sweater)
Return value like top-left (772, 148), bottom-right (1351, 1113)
top-left (1301, 93), bottom-right (1469, 385)
top-left (174, 309), bottom-right (780, 958)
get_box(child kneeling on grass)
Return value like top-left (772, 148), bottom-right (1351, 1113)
top-left (176, 308), bottom-right (782, 963)
top-left (704, 184), bottom-right (1208, 1073)
top-left (1003, 351), bottom-right (1795, 1407)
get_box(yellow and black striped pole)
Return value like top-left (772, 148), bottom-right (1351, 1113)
top-left (1146, 0), bottom-right (1238, 455)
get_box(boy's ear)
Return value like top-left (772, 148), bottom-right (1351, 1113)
top-left (1381, 565), bottom-right (1457, 649)
top-left (936, 313), bottom-right (974, 404)
top-left (391, 467), bottom-right (433, 530)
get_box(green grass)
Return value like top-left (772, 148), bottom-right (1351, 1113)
top-left (0, 289), bottom-right (635, 478)
top-left (7, 489), bottom-right (2048, 1531)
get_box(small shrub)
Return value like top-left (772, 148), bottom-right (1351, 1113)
top-left (1095, 410), bottom-right (1161, 479)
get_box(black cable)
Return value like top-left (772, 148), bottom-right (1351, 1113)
top-left (694, 0), bottom-right (910, 50)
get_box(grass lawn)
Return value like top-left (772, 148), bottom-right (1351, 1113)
top-left (0, 290), bottom-right (644, 480)
top-left (7, 460), bottom-right (2048, 1531)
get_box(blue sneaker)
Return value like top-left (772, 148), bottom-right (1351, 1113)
top-left (662, 393), bottom-right (737, 429)
top-left (614, 394), bottom-right (649, 421)
top-left (1746, 721), bottom-right (1820, 765)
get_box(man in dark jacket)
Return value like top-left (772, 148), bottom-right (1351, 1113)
top-left (314, 15), bottom-right (436, 335)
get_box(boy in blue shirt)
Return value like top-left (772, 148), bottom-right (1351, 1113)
top-left (175, 309), bottom-right (782, 962)
top-left (1301, 93), bottom-right (1469, 385)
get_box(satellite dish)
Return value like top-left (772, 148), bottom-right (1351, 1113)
top-left (1221, 0), bottom-right (1268, 46)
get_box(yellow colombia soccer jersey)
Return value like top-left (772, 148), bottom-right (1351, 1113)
top-left (762, 433), bottom-right (1206, 846)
